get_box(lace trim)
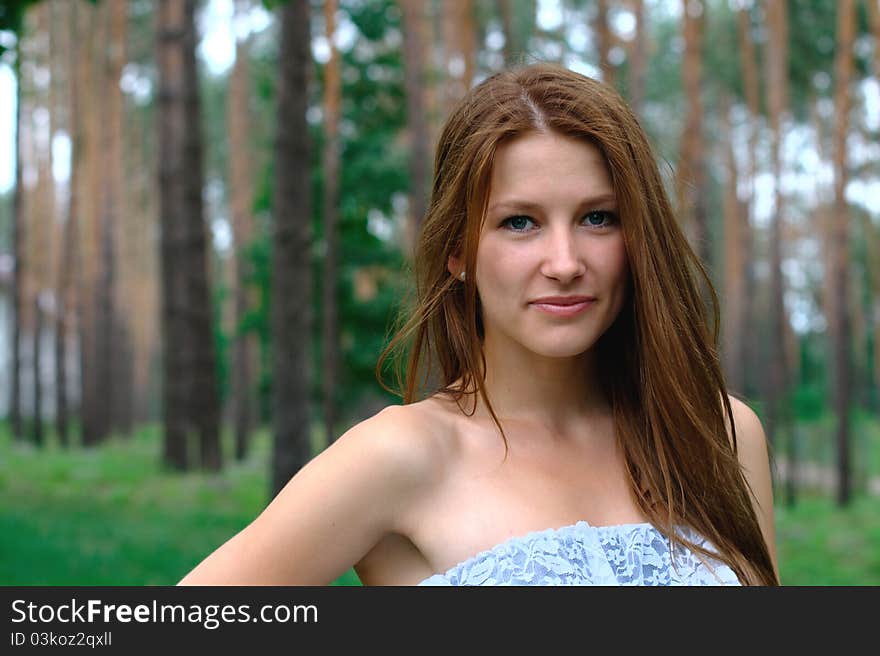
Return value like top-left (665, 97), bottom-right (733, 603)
top-left (417, 520), bottom-right (741, 586)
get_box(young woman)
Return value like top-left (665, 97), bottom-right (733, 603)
top-left (179, 63), bottom-right (779, 587)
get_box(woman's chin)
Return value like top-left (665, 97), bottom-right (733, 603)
top-left (525, 341), bottom-right (597, 360)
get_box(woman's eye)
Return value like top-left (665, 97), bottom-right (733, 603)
top-left (501, 215), bottom-right (535, 231)
top-left (582, 210), bottom-right (617, 228)
top-left (500, 211), bottom-right (617, 232)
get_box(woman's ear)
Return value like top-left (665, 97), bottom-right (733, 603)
top-left (447, 254), bottom-right (463, 279)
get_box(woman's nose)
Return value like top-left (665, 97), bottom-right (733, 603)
top-left (541, 228), bottom-right (585, 282)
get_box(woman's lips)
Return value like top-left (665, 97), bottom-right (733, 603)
top-left (529, 300), bottom-right (595, 316)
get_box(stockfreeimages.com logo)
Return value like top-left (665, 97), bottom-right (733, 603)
top-left (11, 598), bottom-right (318, 630)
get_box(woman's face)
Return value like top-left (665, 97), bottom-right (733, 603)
top-left (452, 131), bottom-right (629, 360)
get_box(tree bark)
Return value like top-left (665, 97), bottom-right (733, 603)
top-left (52, 0), bottom-right (75, 448)
top-left (79, 2), bottom-right (101, 447)
top-left (108, 0), bottom-right (134, 439)
top-left (736, 5), bottom-right (760, 401)
top-left (400, 0), bottom-right (429, 248)
top-left (763, 0), bottom-right (792, 461)
top-left (32, 295), bottom-right (43, 447)
top-left (627, 0), bottom-right (646, 115)
top-left (228, 0), bottom-right (256, 461)
top-left (442, 0), bottom-right (476, 113)
top-left (157, 0), bottom-right (222, 471)
top-left (157, 0), bottom-right (189, 469)
top-left (868, 0), bottom-right (880, 81)
top-left (181, 0), bottom-right (221, 470)
top-left (95, 0), bottom-right (128, 443)
top-left (127, 64), bottom-right (160, 426)
top-left (31, 4), bottom-right (53, 448)
top-left (720, 95), bottom-right (745, 396)
top-left (866, 0), bottom-right (880, 414)
top-left (677, 0), bottom-right (708, 267)
top-left (271, 0), bottom-right (314, 497)
top-left (321, 0), bottom-right (342, 446)
top-left (497, 0), bottom-right (515, 65)
top-left (830, 0), bottom-right (855, 506)
top-left (594, 0), bottom-right (615, 87)
top-left (861, 210), bottom-right (880, 413)
top-left (422, 1), bottom-right (442, 159)
top-left (10, 27), bottom-right (25, 442)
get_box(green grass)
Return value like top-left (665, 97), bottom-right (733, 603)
top-left (0, 423), bottom-right (361, 586)
top-left (1, 420), bottom-right (877, 586)
top-left (776, 495), bottom-right (880, 585)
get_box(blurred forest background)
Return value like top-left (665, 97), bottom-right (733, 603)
top-left (0, 0), bottom-right (878, 586)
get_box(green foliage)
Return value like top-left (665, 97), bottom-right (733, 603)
top-left (319, 0), bottom-right (412, 417)
top-left (230, 0), bottom-right (411, 430)
top-left (213, 270), bottom-right (231, 406)
top-left (0, 0), bottom-right (100, 58)
top-left (231, 234), bottom-right (273, 424)
top-left (792, 382), bottom-right (825, 422)
top-left (0, 0), bottom-right (37, 58)
top-left (702, 0), bottom-right (747, 105)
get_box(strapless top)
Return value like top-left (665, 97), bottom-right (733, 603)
top-left (417, 520), bottom-right (741, 586)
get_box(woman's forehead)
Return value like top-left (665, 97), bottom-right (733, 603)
top-left (486, 133), bottom-right (614, 206)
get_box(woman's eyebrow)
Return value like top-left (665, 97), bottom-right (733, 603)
top-left (488, 193), bottom-right (617, 213)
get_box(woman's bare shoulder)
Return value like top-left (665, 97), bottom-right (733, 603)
top-left (176, 399), bottom-right (457, 585)
top-left (722, 395), bottom-right (768, 453)
top-left (723, 393), bottom-right (778, 576)
top-left (343, 399), bottom-right (457, 487)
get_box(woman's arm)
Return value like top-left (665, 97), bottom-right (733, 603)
top-left (177, 405), bottom-right (436, 585)
top-left (726, 395), bottom-right (779, 581)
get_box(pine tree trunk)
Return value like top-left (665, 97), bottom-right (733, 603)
top-left (720, 96), bottom-right (744, 395)
top-left (864, 0), bottom-right (880, 412)
top-left (422, 2), bottom-right (442, 159)
top-left (128, 74), bottom-right (159, 426)
top-left (627, 0), bottom-right (646, 115)
top-left (861, 211), bottom-right (880, 413)
top-left (677, 0), bottom-right (708, 267)
top-left (442, 0), bottom-right (476, 112)
top-left (55, 0), bottom-right (77, 447)
top-left (271, 0), bottom-right (314, 497)
top-left (109, 0), bottom-right (134, 438)
top-left (850, 228), bottom-right (867, 410)
top-left (93, 0), bottom-right (130, 442)
top-left (831, 0), bottom-right (855, 506)
top-left (400, 0), bottom-right (429, 247)
top-left (594, 0), bottom-right (615, 87)
top-left (157, 0), bottom-right (191, 470)
top-left (181, 0), bottom-right (221, 470)
top-left (321, 0), bottom-right (342, 446)
top-left (11, 34), bottom-right (25, 442)
top-left (764, 0), bottom-right (791, 464)
top-left (33, 295), bottom-right (43, 446)
top-left (79, 3), bottom-right (101, 447)
top-left (736, 6), bottom-right (760, 402)
top-left (228, 0), bottom-right (256, 461)
top-left (31, 4), bottom-right (53, 448)
top-left (497, 0), bottom-right (515, 65)
top-left (92, 0), bottom-right (115, 444)
top-left (868, 0), bottom-right (880, 80)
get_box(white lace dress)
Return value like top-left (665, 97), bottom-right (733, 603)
top-left (417, 520), bottom-right (741, 586)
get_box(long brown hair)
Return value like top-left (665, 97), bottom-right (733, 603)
top-left (376, 63), bottom-right (778, 586)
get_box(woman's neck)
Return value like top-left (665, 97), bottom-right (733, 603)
top-left (468, 334), bottom-right (611, 436)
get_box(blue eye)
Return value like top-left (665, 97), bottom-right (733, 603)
top-left (500, 211), bottom-right (618, 232)
top-left (582, 210), bottom-right (617, 227)
top-left (501, 215), bottom-right (535, 232)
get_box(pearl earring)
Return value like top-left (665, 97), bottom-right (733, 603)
top-left (459, 271), bottom-right (466, 281)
